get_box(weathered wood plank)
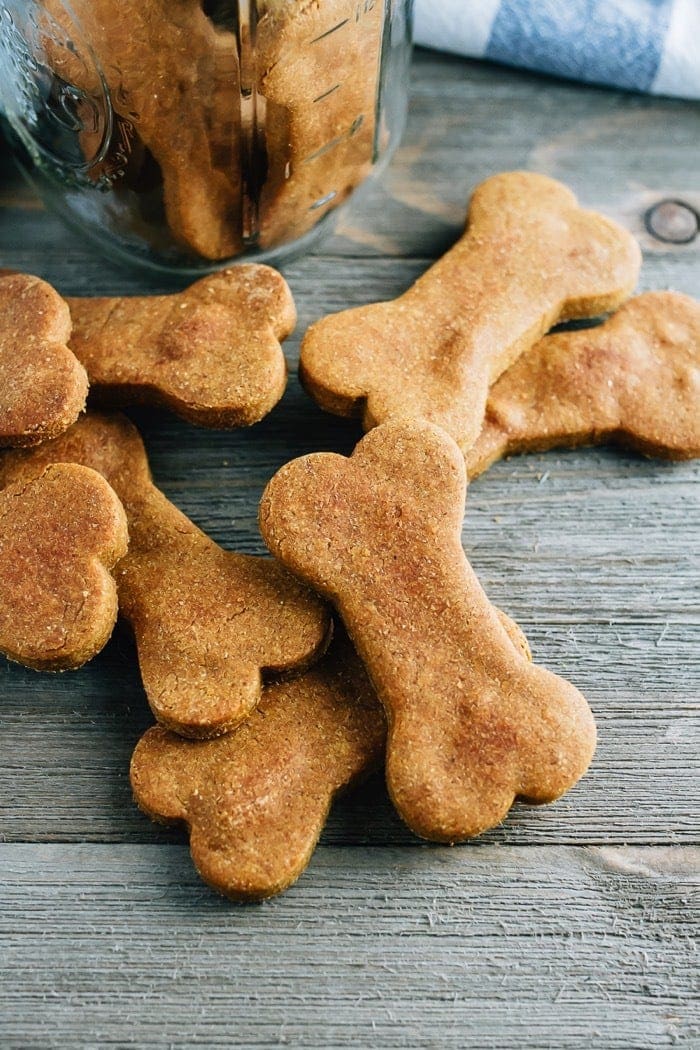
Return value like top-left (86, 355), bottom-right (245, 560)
top-left (1, 844), bottom-right (697, 1049)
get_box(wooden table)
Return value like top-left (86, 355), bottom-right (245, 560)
top-left (1, 50), bottom-right (698, 1050)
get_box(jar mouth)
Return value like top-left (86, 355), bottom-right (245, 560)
top-left (0, 0), bottom-right (112, 174)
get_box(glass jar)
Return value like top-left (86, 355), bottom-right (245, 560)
top-left (0, 0), bottom-right (413, 273)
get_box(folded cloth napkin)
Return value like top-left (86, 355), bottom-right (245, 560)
top-left (414, 0), bottom-right (700, 100)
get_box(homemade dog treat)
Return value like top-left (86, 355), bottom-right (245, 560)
top-left (0, 274), bottom-right (88, 448)
top-left (467, 291), bottom-right (700, 477)
top-left (0, 463), bottom-right (127, 671)
top-left (65, 268), bottom-right (296, 428)
top-left (130, 633), bottom-right (386, 900)
top-left (256, 0), bottom-right (384, 248)
top-left (260, 420), bottom-right (597, 843)
top-left (132, 611), bottom-right (531, 900)
top-left (300, 172), bottom-right (642, 452)
top-left (46, 0), bottom-right (242, 259)
top-left (0, 413), bottom-right (330, 737)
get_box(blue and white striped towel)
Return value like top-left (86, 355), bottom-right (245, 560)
top-left (414, 0), bottom-right (700, 100)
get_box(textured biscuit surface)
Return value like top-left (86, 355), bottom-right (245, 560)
top-left (67, 268), bottom-right (295, 428)
top-left (131, 633), bottom-right (386, 900)
top-left (0, 413), bottom-right (330, 737)
top-left (468, 291), bottom-right (700, 477)
top-left (0, 274), bottom-right (88, 448)
top-left (300, 172), bottom-right (642, 452)
top-left (0, 463), bottom-right (127, 671)
top-left (133, 615), bottom-right (531, 900)
top-left (260, 420), bottom-right (597, 843)
top-left (46, 0), bottom-right (242, 259)
top-left (257, 0), bottom-right (384, 248)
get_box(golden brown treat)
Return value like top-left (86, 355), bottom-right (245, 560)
top-left (131, 633), bottom-right (386, 900)
top-left (0, 413), bottom-right (331, 737)
top-left (256, 0), bottom-right (384, 248)
top-left (300, 172), bottom-right (642, 452)
top-left (65, 268), bottom-right (295, 428)
top-left (468, 291), bottom-right (700, 478)
top-left (132, 612), bottom-right (532, 900)
top-left (259, 420), bottom-right (597, 843)
top-left (498, 611), bottom-right (531, 662)
top-left (0, 274), bottom-right (88, 448)
top-left (46, 0), bottom-right (242, 259)
top-left (0, 463), bottom-right (127, 671)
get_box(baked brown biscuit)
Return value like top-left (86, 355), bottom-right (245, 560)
top-left (300, 172), bottom-right (642, 452)
top-left (259, 420), bottom-right (597, 843)
top-left (0, 463), bottom-right (127, 671)
top-left (45, 0), bottom-right (242, 259)
top-left (256, 0), bottom-right (384, 248)
top-left (0, 413), bottom-right (331, 737)
top-left (0, 274), bottom-right (88, 448)
top-left (468, 291), bottom-right (700, 478)
top-left (130, 633), bottom-right (386, 900)
top-left (131, 617), bottom-right (531, 901)
top-left (65, 268), bottom-right (295, 428)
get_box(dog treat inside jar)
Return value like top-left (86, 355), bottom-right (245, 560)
top-left (0, 1), bottom-right (413, 273)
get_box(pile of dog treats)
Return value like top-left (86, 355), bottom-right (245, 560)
top-left (1, 172), bottom-right (698, 899)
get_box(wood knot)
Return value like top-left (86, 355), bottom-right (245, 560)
top-left (644, 200), bottom-right (698, 244)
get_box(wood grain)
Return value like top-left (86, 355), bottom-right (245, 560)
top-left (0, 49), bottom-right (698, 1050)
top-left (1, 844), bottom-right (697, 1049)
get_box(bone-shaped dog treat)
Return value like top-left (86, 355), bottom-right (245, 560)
top-left (46, 0), bottom-right (243, 260)
top-left (259, 420), bottom-right (597, 843)
top-left (0, 464), bottom-right (127, 671)
top-left (130, 633), bottom-right (386, 900)
top-left (300, 172), bottom-right (642, 452)
top-left (0, 413), bottom-right (330, 737)
top-left (132, 612), bottom-right (532, 899)
top-left (467, 291), bottom-right (700, 478)
top-left (256, 0), bottom-right (384, 248)
top-left (64, 268), bottom-right (295, 428)
top-left (0, 274), bottom-right (88, 448)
